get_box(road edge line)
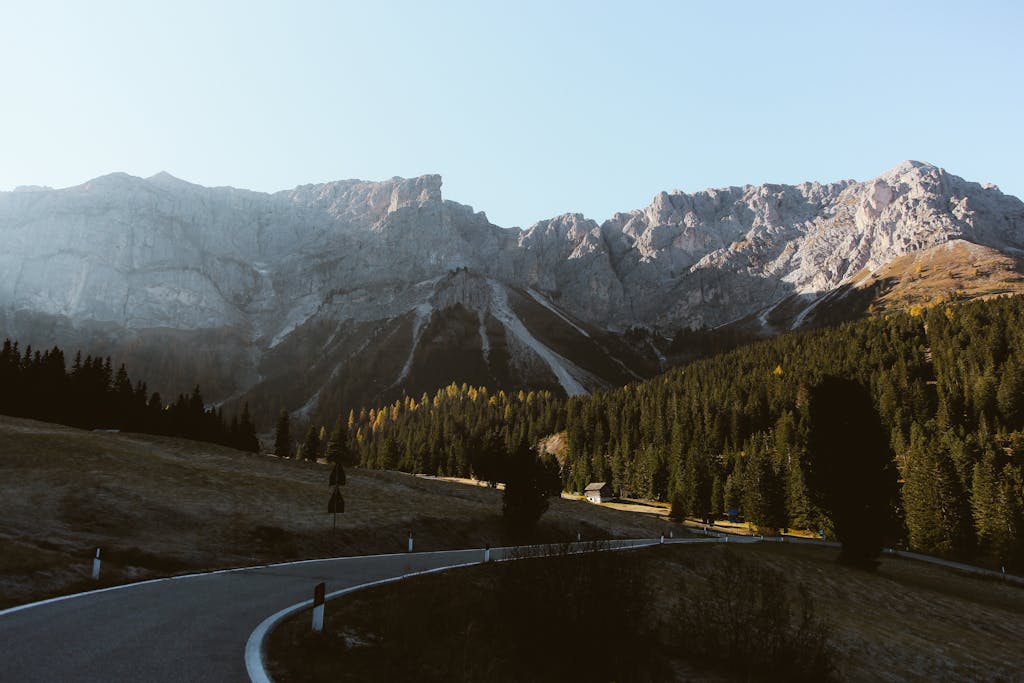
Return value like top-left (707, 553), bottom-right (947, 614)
top-left (0, 547), bottom-right (497, 618)
top-left (245, 539), bottom-right (665, 682)
top-left (244, 560), bottom-right (481, 683)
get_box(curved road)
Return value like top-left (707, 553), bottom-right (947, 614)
top-left (4, 534), bottom-right (1015, 682)
top-left (0, 540), bottom-right (666, 683)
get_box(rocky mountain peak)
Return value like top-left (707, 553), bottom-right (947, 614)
top-left (77, 172), bottom-right (140, 192)
top-left (145, 171), bottom-right (196, 188)
top-left (1, 162), bottom-right (1022, 422)
top-left (283, 173), bottom-right (445, 230)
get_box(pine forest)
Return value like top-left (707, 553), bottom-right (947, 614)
top-left (347, 295), bottom-right (1024, 569)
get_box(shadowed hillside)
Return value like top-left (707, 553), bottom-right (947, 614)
top-left (0, 416), bottom-right (676, 609)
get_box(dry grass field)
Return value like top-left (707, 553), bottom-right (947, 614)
top-left (0, 415), bottom-right (676, 609)
top-left (664, 543), bottom-right (1024, 681)
top-left (858, 240), bottom-right (1024, 313)
top-left (268, 541), bottom-right (1024, 682)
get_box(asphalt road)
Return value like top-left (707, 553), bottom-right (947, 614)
top-left (0, 540), bottom-right (664, 683)
top-left (5, 534), bottom-right (1015, 683)
top-left (0, 548), bottom-right (499, 683)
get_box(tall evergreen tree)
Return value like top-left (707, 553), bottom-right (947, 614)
top-left (274, 410), bottom-right (292, 458)
top-left (902, 425), bottom-right (975, 557)
top-left (502, 441), bottom-right (551, 532)
top-left (325, 417), bottom-right (352, 464)
top-left (994, 464), bottom-right (1024, 567)
top-left (237, 402), bottom-right (260, 452)
top-left (803, 376), bottom-right (898, 567)
top-left (972, 448), bottom-right (1001, 553)
top-left (744, 441), bottom-right (786, 532)
top-left (300, 425), bottom-right (321, 462)
top-left (785, 454), bottom-right (816, 531)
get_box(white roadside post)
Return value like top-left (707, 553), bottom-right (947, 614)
top-left (408, 532), bottom-right (414, 553)
top-left (660, 534), bottom-right (664, 545)
top-left (312, 582), bottom-right (326, 633)
top-left (483, 544), bottom-right (491, 563)
top-left (91, 548), bottom-right (101, 580)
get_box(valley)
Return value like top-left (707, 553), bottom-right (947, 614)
top-left (3, 162), bottom-right (1024, 682)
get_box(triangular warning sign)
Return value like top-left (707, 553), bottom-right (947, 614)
top-left (328, 488), bottom-right (345, 514)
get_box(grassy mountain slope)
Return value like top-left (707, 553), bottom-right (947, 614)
top-left (267, 542), bottom-right (1024, 682)
top-left (0, 415), bottom-right (673, 609)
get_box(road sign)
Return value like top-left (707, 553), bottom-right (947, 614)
top-left (328, 488), bottom-right (345, 514)
top-left (329, 463), bottom-right (346, 487)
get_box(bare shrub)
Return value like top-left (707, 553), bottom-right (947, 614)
top-left (671, 550), bottom-right (836, 681)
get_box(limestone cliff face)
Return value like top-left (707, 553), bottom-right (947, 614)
top-left (506, 161), bottom-right (1024, 329)
top-left (1, 161), bottom-right (1021, 423)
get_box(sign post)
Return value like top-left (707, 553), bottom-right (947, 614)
top-left (327, 462), bottom-right (347, 555)
top-left (328, 488), bottom-right (344, 551)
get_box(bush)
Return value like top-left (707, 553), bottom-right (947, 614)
top-left (671, 550), bottom-right (836, 681)
top-left (351, 545), bottom-right (663, 682)
top-left (494, 546), bottom-right (661, 681)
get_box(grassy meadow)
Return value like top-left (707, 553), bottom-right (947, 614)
top-left (267, 541), bottom-right (1024, 682)
top-left (0, 415), bottom-right (675, 609)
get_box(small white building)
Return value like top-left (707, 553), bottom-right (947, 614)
top-left (584, 482), bottom-right (614, 504)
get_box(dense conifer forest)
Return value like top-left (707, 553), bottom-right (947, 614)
top-left (348, 296), bottom-right (1024, 569)
top-left (0, 340), bottom-right (259, 452)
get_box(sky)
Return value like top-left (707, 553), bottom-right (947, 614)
top-left (2, 1), bottom-right (1022, 228)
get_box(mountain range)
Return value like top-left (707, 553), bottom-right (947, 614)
top-left (1, 161), bottom-right (1022, 428)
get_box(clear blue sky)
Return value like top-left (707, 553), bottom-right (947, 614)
top-left (2, 1), bottom-right (1022, 227)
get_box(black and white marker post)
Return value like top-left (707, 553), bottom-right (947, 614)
top-left (91, 548), bottom-right (101, 580)
top-left (312, 582), bottom-right (326, 633)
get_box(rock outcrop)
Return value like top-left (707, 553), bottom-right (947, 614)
top-left (1, 161), bottom-right (1021, 427)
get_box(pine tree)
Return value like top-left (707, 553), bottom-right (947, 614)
top-left (972, 449), bottom-right (1001, 553)
top-left (502, 441), bottom-right (551, 532)
top-left (803, 376), bottom-right (898, 567)
top-left (682, 449), bottom-right (710, 517)
top-left (300, 425), bottom-right (321, 462)
top-left (785, 453), bottom-right (816, 531)
top-left (744, 442), bottom-right (785, 533)
top-left (710, 473), bottom-right (724, 517)
top-left (325, 417), bottom-right (351, 464)
top-left (902, 425), bottom-right (974, 557)
top-left (273, 410), bottom-right (292, 458)
top-left (238, 402), bottom-right (259, 452)
top-left (996, 359), bottom-right (1024, 430)
top-left (995, 465), bottom-right (1024, 568)
top-left (724, 468), bottom-right (744, 517)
